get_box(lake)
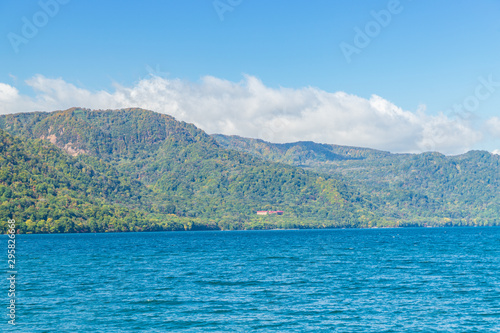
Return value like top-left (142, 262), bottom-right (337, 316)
top-left (3, 227), bottom-right (500, 332)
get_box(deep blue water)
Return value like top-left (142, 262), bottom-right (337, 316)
top-left (2, 227), bottom-right (500, 332)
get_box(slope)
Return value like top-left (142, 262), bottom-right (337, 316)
top-left (0, 128), bottom-right (212, 233)
top-left (213, 134), bottom-right (500, 226)
top-left (0, 108), bottom-right (378, 231)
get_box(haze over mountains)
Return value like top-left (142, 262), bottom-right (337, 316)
top-left (0, 108), bottom-right (498, 233)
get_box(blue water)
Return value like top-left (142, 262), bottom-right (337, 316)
top-left (3, 227), bottom-right (500, 332)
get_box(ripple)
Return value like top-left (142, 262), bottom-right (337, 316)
top-left (3, 227), bottom-right (500, 332)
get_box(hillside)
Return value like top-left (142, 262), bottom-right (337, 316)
top-left (213, 135), bottom-right (500, 226)
top-left (0, 108), bottom-right (378, 233)
top-left (0, 128), bottom-right (213, 233)
top-left (211, 134), bottom-right (392, 164)
top-left (1, 108), bottom-right (498, 234)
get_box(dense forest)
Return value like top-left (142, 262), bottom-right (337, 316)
top-left (0, 108), bottom-right (375, 233)
top-left (0, 108), bottom-right (498, 233)
top-left (214, 135), bottom-right (500, 227)
top-left (0, 128), bottom-right (221, 233)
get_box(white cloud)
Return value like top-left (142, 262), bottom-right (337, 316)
top-left (486, 117), bottom-right (500, 139)
top-left (492, 149), bottom-right (500, 155)
top-left (0, 74), bottom-right (487, 154)
top-left (0, 83), bottom-right (19, 102)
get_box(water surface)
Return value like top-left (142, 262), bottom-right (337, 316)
top-left (3, 227), bottom-right (500, 332)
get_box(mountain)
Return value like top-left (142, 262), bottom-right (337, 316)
top-left (0, 127), bottom-right (207, 233)
top-left (1, 108), bottom-right (498, 234)
top-left (213, 135), bottom-right (500, 226)
top-left (0, 108), bottom-right (377, 233)
top-left (211, 134), bottom-right (391, 165)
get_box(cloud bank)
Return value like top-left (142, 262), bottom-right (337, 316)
top-left (0, 74), bottom-right (494, 155)
top-left (487, 117), bottom-right (500, 138)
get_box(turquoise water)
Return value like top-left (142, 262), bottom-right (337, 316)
top-left (3, 227), bottom-right (500, 332)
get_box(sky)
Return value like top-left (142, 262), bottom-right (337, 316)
top-left (1, 0), bottom-right (500, 155)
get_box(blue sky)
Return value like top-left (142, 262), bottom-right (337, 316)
top-left (1, 0), bottom-right (500, 154)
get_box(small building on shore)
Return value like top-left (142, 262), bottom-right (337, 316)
top-left (256, 210), bottom-right (284, 216)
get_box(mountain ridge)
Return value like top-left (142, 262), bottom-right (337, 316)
top-left (213, 133), bottom-right (500, 226)
top-left (1, 107), bottom-right (498, 233)
top-left (1, 108), bottom-right (379, 233)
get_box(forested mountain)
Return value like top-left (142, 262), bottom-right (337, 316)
top-left (0, 108), bottom-right (378, 233)
top-left (0, 127), bottom-right (210, 233)
top-left (1, 108), bottom-right (498, 234)
top-left (213, 135), bottom-right (500, 226)
top-left (212, 134), bottom-right (391, 164)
